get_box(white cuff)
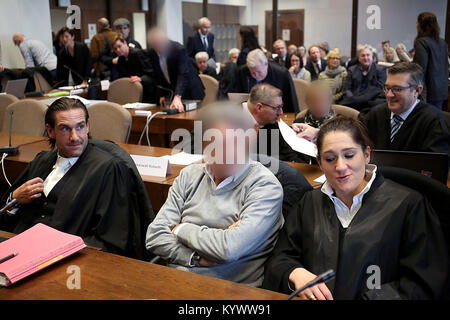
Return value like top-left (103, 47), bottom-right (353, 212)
top-left (173, 223), bottom-right (187, 236)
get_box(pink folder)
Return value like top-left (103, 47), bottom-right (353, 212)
top-left (0, 223), bottom-right (86, 286)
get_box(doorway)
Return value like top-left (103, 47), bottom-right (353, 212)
top-left (265, 9), bottom-right (304, 50)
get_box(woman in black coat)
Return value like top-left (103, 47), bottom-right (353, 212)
top-left (413, 12), bottom-right (449, 110)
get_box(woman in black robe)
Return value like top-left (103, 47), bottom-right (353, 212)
top-left (263, 116), bottom-right (448, 300)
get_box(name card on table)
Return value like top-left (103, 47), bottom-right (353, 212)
top-left (131, 155), bottom-right (172, 178)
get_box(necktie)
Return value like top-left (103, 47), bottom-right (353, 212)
top-left (43, 157), bottom-right (71, 196)
top-left (203, 36), bottom-right (208, 51)
top-left (159, 55), bottom-right (170, 84)
top-left (314, 62), bottom-right (319, 75)
top-left (390, 114), bottom-right (404, 142)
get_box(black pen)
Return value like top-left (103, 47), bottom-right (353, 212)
top-left (0, 253), bottom-right (18, 264)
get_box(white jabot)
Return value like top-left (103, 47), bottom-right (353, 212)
top-left (43, 155), bottom-right (78, 196)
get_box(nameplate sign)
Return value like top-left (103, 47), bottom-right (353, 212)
top-left (131, 155), bottom-right (172, 178)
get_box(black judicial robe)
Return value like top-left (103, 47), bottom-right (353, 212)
top-left (359, 101), bottom-right (449, 154)
top-left (0, 142), bottom-right (154, 260)
top-left (263, 173), bottom-right (448, 299)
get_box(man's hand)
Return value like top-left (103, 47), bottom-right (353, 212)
top-left (12, 177), bottom-right (44, 204)
top-left (170, 95), bottom-right (185, 113)
top-left (199, 257), bottom-right (217, 267)
top-left (130, 75), bottom-right (141, 82)
top-left (288, 66), bottom-right (296, 74)
top-left (228, 220), bottom-right (242, 230)
top-left (292, 123), bottom-right (319, 141)
top-left (289, 268), bottom-right (333, 300)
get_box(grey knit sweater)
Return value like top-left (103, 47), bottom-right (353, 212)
top-left (146, 162), bottom-right (284, 287)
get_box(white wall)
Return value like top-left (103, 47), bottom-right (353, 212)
top-left (0, 0), bottom-right (53, 68)
top-left (357, 0), bottom-right (447, 54)
top-left (251, 0), bottom-right (353, 57)
top-left (157, 0), bottom-right (184, 43)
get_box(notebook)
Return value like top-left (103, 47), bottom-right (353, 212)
top-left (0, 223), bottom-right (86, 286)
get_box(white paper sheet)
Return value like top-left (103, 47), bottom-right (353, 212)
top-left (122, 103), bottom-right (157, 109)
top-left (278, 119), bottom-right (318, 157)
top-left (313, 174), bottom-right (326, 183)
top-left (161, 152), bottom-right (204, 166)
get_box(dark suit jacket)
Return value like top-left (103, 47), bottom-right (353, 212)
top-left (305, 58), bottom-right (327, 80)
top-left (233, 62), bottom-right (299, 113)
top-left (273, 53), bottom-right (292, 69)
top-left (414, 37), bottom-right (449, 102)
top-left (186, 32), bottom-right (215, 60)
top-left (147, 41), bottom-right (205, 101)
top-left (359, 101), bottom-right (449, 154)
top-left (344, 63), bottom-right (386, 98)
top-left (56, 42), bottom-right (92, 85)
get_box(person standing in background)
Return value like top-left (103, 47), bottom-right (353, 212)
top-left (236, 26), bottom-right (260, 67)
top-left (113, 18), bottom-right (142, 49)
top-left (90, 18), bottom-right (117, 79)
top-left (413, 12), bottom-right (449, 110)
top-left (186, 17), bottom-right (215, 62)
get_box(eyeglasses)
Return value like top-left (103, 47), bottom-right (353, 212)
top-left (260, 102), bottom-right (283, 112)
top-left (383, 84), bottom-right (416, 94)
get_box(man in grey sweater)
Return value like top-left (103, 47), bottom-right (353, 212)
top-left (146, 102), bottom-right (284, 287)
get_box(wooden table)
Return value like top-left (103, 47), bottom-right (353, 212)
top-left (0, 231), bottom-right (287, 300)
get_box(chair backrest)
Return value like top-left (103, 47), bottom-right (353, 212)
top-left (107, 78), bottom-right (143, 105)
top-left (0, 94), bottom-right (19, 131)
top-left (199, 74), bottom-right (218, 106)
top-left (34, 72), bottom-right (53, 92)
top-left (3, 100), bottom-right (47, 136)
top-left (295, 104), bottom-right (360, 120)
top-left (88, 102), bottom-right (132, 143)
top-left (292, 78), bottom-right (309, 111)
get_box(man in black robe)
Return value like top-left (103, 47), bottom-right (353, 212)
top-left (0, 98), bottom-right (154, 260)
top-left (263, 171), bottom-right (448, 299)
top-left (226, 48), bottom-right (299, 114)
top-left (359, 62), bottom-right (449, 155)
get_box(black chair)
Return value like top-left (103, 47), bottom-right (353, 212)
top-left (256, 154), bottom-right (313, 219)
top-left (379, 166), bottom-right (450, 299)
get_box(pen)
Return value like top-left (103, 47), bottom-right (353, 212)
top-left (0, 252), bottom-right (18, 264)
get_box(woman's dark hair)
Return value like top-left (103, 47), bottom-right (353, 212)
top-left (45, 97), bottom-right (89, 147)
top-left (239, 26), bottom-right (260, 51)
top-left (316, 116), bottom-right (373, 159)
top-left (416, 12), bottom-right (440, 40)
top-left (60, 26), bottom-right (76, 38)
top-left (290, 50), bottom-right (304, 68)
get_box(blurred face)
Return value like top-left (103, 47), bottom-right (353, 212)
top-left (318, 131), bottom-right (370, 201)
top-left (200, 20), bottom-right (211, 35)
top-left (358, 48), bottom-right (373, 69)
top-left (62, 31), bottom-right (75, 48)
top-left (385, 73), bottom-right (422, 115)
top-left (254, 95), bottom-right (283, 125)
top-left (309, 46), bottom-right (320, 63)
top-left (115, 25), bottom-right (130, 38)
top-left (319, 47), bottom-right (326, 59)
top-left (328, 55), bottom-right (341, 69)
top-left (290, 55), bottom-right (301, 70)
top-left (299, 47), bottom-right (306, 57)
top-left (113, 40), bottom-right (129, 57)
top-left (148, 30), bottom-right (168, 54)
top-left (395, 46), bottom-right (404, 56)
top-left (306, 91), bottom-right (332, 119)
top-left (196, 57), bottom-right (208, 72)
top-left (248, 61), bottom-right (268, 82)
top-left (274, 41), bottom-right (287, 58)
top-left (382, 42), bottom-right (390, 52)
top-left (385, 49), bottom-right (395, 62)
top-left (46, 109), bottom-right (89, 158)
top-left (229, 52), bottom-right (239, 62)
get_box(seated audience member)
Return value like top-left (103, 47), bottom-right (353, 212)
top-left (264, 116), bottom-right (448, 299)
top-left (228, 48), bottom-right (240, 63)
top-left (56, 27), bottom-right (92, 86)
top-left (396, 43), bottom-right (412, 63)
top-left (146, 102), bottom-right (284, 287)
top-left (113, 18), bottom-right (142, 49)
top-left (346, 44), bottom-right (364, 69)
top-left (289, 51), bottom-right (311, 82)
top-left (340, 45), bottom-right (386, 111)
top-left (298, 46), bottom-right (308, 67)
top-left (318, 49), bottom-right (347, 102)
top-left (9, 32), bottom-right (57, 91)
top-left (194, 51), bottom-right (218, 79)
top-left (90, 18), bottom-right (117, 78)
top-left (305, 45), bottom-right (327, 80)
top-left (288, 44), bottom-right (298, 55)
top-left (273, 39), bottom-right (291, 69)
top-left (236, 26), bottom-right (260, 66)
top-left (381, 40), bottom-right (391, 55)
top-left (186, 17), bottom-right (215, 61)
top-left (382, 47), bottom-right (400, 63)
top-left (293, 63), bottom-right (449, 155)
top-left (0, 98), bottom-right (154, 259)
top-left (53, 28), bottom-right (65, 56)
top-left (244, 84), bottom-right (303, 162)
top-left (146, 27), bottom-right (205, 112)
top-left (112, 35), bottom-right (156, 102)
top-left (231, 49), bottom-right (299, 113)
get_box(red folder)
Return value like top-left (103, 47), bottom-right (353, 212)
top-left (0, 223), bottom-right (86, 286)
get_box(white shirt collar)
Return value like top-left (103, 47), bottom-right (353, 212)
top-left (321, 164), bottom-right (378, 228)
top-left (242, 102), bottom-right (261, 127)
top-left (54, 153), bottom-right (79, 169)
top-left (391, 99), bottom-right (419, 121)
top-left (204, 162), bottom-right (252, 191)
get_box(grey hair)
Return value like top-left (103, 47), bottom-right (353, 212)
top-left (357, 44), bottom-right (374, 57)
top-left (396, 43), bottom-right (407, 51)
top-left (198, 17), bottom-right (211, 26)
top-left (249, 83), bottom-right (282, 106)
top-left (195, 51), bottom-right (209, 61)
top-left (228, 48), bottom-right (240, 57)
top-left (247, 49), bottom-right (268, 68)
top-left (200, 101), bottom-right (254, 132)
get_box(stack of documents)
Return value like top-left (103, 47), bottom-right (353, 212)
top-left (278, 119), bottom-right (318, 157)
